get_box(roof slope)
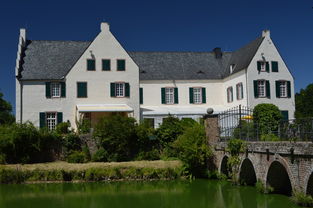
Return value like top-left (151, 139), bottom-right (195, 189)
top-left (20, 40), bottom-right (91, 80)
top-left (129, 52), bottom-right (231, 80)
top-left (18, 36), bottom-right (264, 81)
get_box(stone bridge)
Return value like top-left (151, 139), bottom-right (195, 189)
top-left (205, 115), bottom-right (313, 196)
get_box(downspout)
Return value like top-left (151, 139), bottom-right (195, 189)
top-left (245, 68), bottom-right (249, 107)
top-left (20, 80), bottom-right (23, 124)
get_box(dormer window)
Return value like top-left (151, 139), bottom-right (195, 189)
top-left (230, 64), bottom-right (235, 74)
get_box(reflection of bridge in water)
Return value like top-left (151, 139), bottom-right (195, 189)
top-left (205, 113), bottom-right (313, 196)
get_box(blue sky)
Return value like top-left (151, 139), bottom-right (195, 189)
top-left (0, 0), bottom-right (312, 114)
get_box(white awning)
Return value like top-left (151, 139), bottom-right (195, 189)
top-left (141, 105), bottom-right (227, 116)
top-left (77, 104), bottom-right (133, 112)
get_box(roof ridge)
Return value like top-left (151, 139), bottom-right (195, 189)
top-left (29, 40), bottom-right (91, 43)
top-left (128, 51), bottom-right (233, 53)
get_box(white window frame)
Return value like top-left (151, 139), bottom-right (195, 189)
top-left (258, 80), bottom-right (266, 98)
top-left (236, 83), bottom-right (243, 100)
top-left (165, 87), bottom-right (174, 104)
top-left (46, 112), bottom-right (57, 130)
top-left (227, 87), bottom-right (233, 103)
top-left (193, 88), bottom-right (202, 104)
top-left (115, 82), bottom-right (125, 97)
top-left (280, 81), bottom-right (287, 98)
top-left (51, 82), bottom-right (61, 98)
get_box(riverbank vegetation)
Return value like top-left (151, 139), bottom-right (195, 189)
top-left (0, 160), bottom-right (183, 183)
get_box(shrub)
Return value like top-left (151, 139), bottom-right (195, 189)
top-left (135, 149), bottom-right (160, 161)
top-left (92, 148), bottom-right (108, 162)
top-left (233, 120), bottom-right (255, 140)
top-left (93, 115), bottom-right (137, 162)
top-left (62, 133), bottom-right (82, 155)
top-left (173, 123), bottom-right (212, 177)
top-left (226, 139), bottom-right (246, 184)
top-left (55, 122), bottom-right (70, 135)
top-left (136, 120), bottom-right (158, 153)
top-left (260, 133), bottom-right (280, 141)
top-left (67, 151), bottom-right (86, 163)
top-left (292, 191), bottom-right (313, 207)
top-left (227, 139), bottom-right (246, 156)
top-left (156, 115), bottom-right (183, 147)
top-left (255, 180), bottom-right (274, 194)
top-left (76, 119), bottom-right (91, 134)
top-left (253, 103), bottom-right (282, 135)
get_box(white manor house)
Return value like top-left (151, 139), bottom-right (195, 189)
top-left (15, 22), bottom-right (295, 129)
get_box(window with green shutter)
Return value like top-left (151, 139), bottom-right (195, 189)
top-left (266, 62), bottom-right (270, 72)
top-left (276, 81), bottom-right (281, 98)
top-left (110, 83), bottom-right (116, 97)
top-left (87, 59), bottom-right (96, 71)
top-left (117, 60), bottom-right (125, 71)
top-left (39, 112), bottom-right (46, 128)
top-left (266, 80), bottom-right (271, 98)
top-left (45, 82), bottom-right (51, 98)
top-left (140, 88), bottom-right (143, 104)
top-left (174, 88), bottom-right (178, 104)
top-left (61, 82), bottom-right (66, 97)
top-left (161, 88), bottom-right (166, 104)
top-left (281, 111), bottom-right (289, 121)
top-left (287, 81), bottom-right (291, 98)
top-left (102, 59), bottom-right (111, 71)
top-left (202, 88), bottom-right (206, 104)
top-left (57, 112), bottom-right (63, 124)
top-left (272, 61), bottom-right (278, 72)
top-left (125, 83), bottom-right (130, 97)
top-left (77, 82), bottom-right (87, 98)
top-left (189, 88), bottom-right (194, 104)
top-left (253, 80), bottom-right (258, 98)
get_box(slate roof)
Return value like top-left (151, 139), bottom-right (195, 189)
top-left (18, 36), bottom-right (264, 81)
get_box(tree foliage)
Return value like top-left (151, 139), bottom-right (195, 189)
top-left (253, 103), bottom-right (282, 134)
top-left (173, 123), bottom-right (212, 177)
top-left (295, 84), bottom-right (313, 119)
top-left (93, 115), bottom-right (137, 162)
top-left (0, 92), bottom-right (15, 125)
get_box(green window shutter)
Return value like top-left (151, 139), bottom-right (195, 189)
top-left (117, 60), bottom-right (125, 71)
top-left (125, 83), bottom-right (130, 97)
top-left (102, 59), bottom-right (111, 71)
top-left (266, 80), bottom-right (271, 98)
top-left (45, 82), bottom-right (51, 98)
top-left (110, 83), bottom-right (116, 97)
top-left (266, 62), bottom-right (270, 72)
top-left (174, 88), bottom-right (178, 104)
top-left (257, 62), bottom-right (261, 71)
top-left (189, 88), bottom-right (194, 104)
top-left (287, 81), bottom-right (291, 98)
top-left (87, 59), bottom-right (95, 71)
top-left (139, 88), bottom-right (143, 104)
top-left (161, 88), bottom-right (165, 104)
top-left (57, 112), bottom-right (63, 124)
top-left (272, 61), bottom-right (278, 72)
top-left (39, 112), bottom-right (46, 128)
top-left (77, 82), bottom-right (87, 98)
top-left (275, 81), bottom-right (280, 98)
top-left (61, 82), bottom-right (66, 97)
top-left (202, 88), bottom-right (206, 104)
top-left (281, 111), bottom-right (289, 121)
top-left (253, 80), bottom-right (258, 98)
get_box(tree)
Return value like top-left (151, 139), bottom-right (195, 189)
top-left (0, 92), bottom-right (15, 125)
top-left (253, 103), bottom-right (282, 134)
top-left (295, 84), bottom-right (313, 119)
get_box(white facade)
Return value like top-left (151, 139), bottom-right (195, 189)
top-left (15, 23), bottom-right (295, 130)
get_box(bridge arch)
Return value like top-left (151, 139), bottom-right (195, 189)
top-left (306, 171), bottom-right (313, 196)
top-left (220, 155), bottom-right (230, 178)
top-left (239, 158), bottom-right (257, 186)
top-left (266, 160), bottom-right (293, 195)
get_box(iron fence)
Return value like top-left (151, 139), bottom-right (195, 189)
top-left (218, 105), bottom-right (313, 142)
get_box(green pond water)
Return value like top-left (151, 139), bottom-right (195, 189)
top-left (0, 179), bottom-right (301, 208)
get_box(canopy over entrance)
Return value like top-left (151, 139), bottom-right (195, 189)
top-left (76, 104), bottom-right (133, 113)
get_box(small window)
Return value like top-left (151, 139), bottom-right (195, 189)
top-left (46, 112), bottom-right (57, 130)
top-left (227, 87), bottom-right (233, 103)
top-left (236, 83), bottom-right (244, 100)
top-left (258, 80), bottom-right (266, 97)
top-left (77, 82), bottom-right (87, 98)
top-left (102, 59), bottom-right (111, 71)
top-left (165, 88), bottom-right (174, 104)
top-left (230, 64), bottom-right (235, 74)
top-left (115, 83), bottom-right (125, 97)
top-left (260, 62), bottom-right (266, 71)
top-left (279, 81), bottom-right (287, 98)
top-left (87, 59), bottom-right (96, 71)
top-left (193, 88), bottom-right (202, 104)
top-left (51, 83), bottom-right (61, 98)
top-left (117, 60), bottom-right (125, 71)
top-left (272, 61), bottom-right (278, 72)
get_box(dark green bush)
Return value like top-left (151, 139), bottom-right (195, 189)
top-left (62, 133), bottom-right (81, 155)
top-left (135, 149), bottom-right (160, 161)
top-left (253, 103), bottom-right (282, 135)
top-left (173, 123), bottom-right (212, 177)
top-left (66, 151), bottom-right (86, 163)
top-left (55, 122), bottom-right (70, 135)
top-left (156, 115), bottom-right (183, 147)
top-left (93, 115), bottom-right (137, 162)
top-left (92, 148), bottom-right (108, 162)
top-left (76, 119), bottom-right (91, 134)
top-left (233, 120), bottom-right (255, 140)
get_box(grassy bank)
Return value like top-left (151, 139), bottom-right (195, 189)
top-left (0, 160), bottom-right (184, 184)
